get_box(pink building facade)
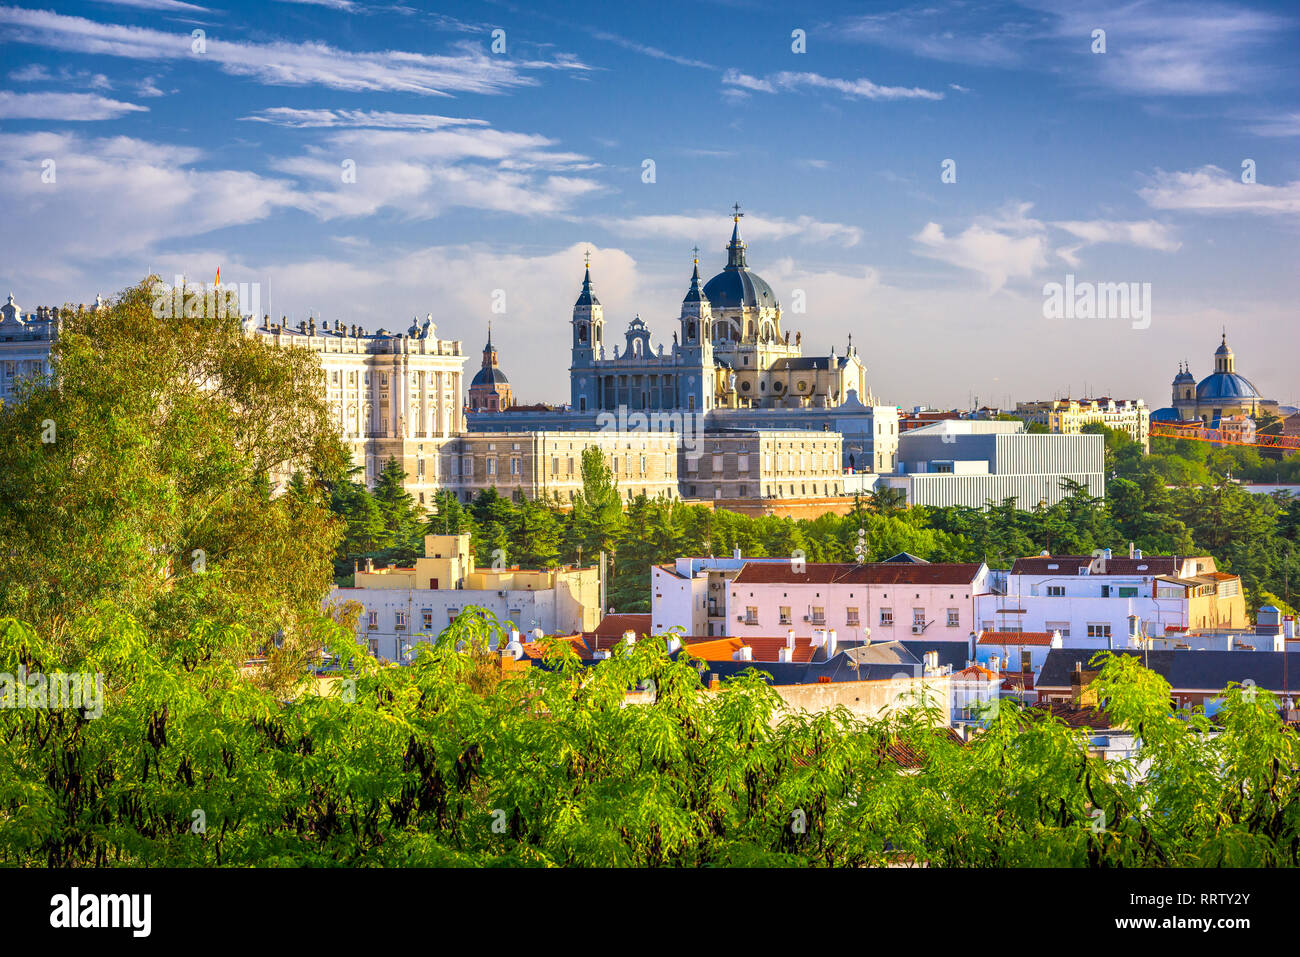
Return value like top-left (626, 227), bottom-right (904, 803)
top-left (717, 560), bottom-right (993, 643)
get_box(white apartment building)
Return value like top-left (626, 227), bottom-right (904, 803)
top-left (977, 551), bottom-right (1247, 647)
top-left (652, 555), bottom-right (992, 642)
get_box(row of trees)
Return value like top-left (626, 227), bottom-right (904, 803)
top-left (3, 607), bottom-right (1296, 866)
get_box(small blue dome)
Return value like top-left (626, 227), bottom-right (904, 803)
top-left (1196, 372), bottom-right (1260, 401)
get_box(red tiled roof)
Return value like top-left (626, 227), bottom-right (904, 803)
top-left (1010, 555), bottom-right (1179, 576)
top-left (978, 631), bottom-right (1055, 646)
top-left (521, 633), bottom-right (589, 660)
top-left (1033, 703), bottom-right (1113, 730)
top-left (591, 613), bottom-right (652, 638)
top-left (732, 562), bottom-right (851, 584)
top-left (731, 561), bottom-right (984, 586)
top-left (1000, 670), bottom-right (1036, 691)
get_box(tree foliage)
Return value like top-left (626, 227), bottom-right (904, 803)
top-left (2, 609), bottom-right (1296, 867)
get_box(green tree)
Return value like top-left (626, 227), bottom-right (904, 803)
top-left (0, 278), bottom-right (348, 673)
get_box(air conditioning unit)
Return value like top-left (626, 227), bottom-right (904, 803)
top-left (737, 615), bottom-right (745, 622)
top-left (802, 615), bottom-right (811, 622)
top-left (912, 625), bottom-right (925, 634)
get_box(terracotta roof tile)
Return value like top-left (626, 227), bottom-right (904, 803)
top-left (978, 631), bottom-right (1055, 646)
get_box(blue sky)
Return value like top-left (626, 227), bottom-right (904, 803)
top-left (1, 0), bottom-right (1297, 410)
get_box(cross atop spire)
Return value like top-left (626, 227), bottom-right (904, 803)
top-left (732, 202), bottom-right (744, 221)
top-left (691, 244), bottom-right (700, 263)
top-left (584, 248), bottom-right (591, 268)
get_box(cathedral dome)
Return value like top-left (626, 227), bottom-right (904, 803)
top-left (471, 365), bottom-right (509, 387)
top-left (702, 214), bottom-right (778, 310)
top-left (702, 267), bottom-right (778, 311)
top-left (1196, 372), bottom-right (1259, 401)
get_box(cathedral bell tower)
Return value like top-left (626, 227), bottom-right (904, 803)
top-left (570, 252), bottom-right (604, 411)
top-left (675, 251), bottom-right (713, 413)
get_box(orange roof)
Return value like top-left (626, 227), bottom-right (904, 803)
top-left (521, 633), bottom-right (588, 660)
top-left (978, 631), bottom-right (1055, 646)
top-left (680, 635), bottom-right (817, 663)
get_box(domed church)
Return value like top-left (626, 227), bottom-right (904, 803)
top-left (569, 208), bottom-right (867, 414)
top-left (1158, 332), bottom-right (1286, 426)
top-left (468, 324), bottom-right (513, 412)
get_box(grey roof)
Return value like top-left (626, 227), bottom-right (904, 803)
top-left (471, 365), bottom-right (509, 387)
top-left (682, 261), bottom-right (707, 303)
top-left (1037, 648), bottom-right (1300, 693)
top-left (701, 218), bottom-right (778, 310)
top-left (702, 266), bottom-right (778, 311)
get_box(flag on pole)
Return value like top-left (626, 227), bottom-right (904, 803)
top-left (214, 266), bottom-right (221, 286)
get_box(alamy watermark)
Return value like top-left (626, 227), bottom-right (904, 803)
top-left (1042, 274), bottom-right (1151, 329)
top-left (595, 404), bottom-right (705, 460)
top-left (0, 666), bottom-right (104, 718)
top-left (151, 276), bottom-right (261, 320)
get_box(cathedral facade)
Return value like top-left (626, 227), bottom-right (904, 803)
top-left (568, 213), bottom-right (868, 415)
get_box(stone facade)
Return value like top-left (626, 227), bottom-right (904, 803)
top-left (249, 313), bottom-right (467, 505)
top-left (569, 214), bottom-right (868, 415)
top-left (0, 295), bottom-right (61, 406)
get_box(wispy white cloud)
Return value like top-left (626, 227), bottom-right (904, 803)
top-left (0, 132), bottom-right (298, 277)
top-left (0, 90), bottom-right (148, 120)
top-left (612, 211), bottom-right (862, 247)
top-left (1140, 165), bottom-right (1300, 214)
top-left (914, 203), bottom-right (1182, 289)
top-left (89, 0), bottom-right (211, 12)
top-left (275, 0), bottom-right (356, 10)
top-left (837, 1), bottom-right (1291, 96)
top-left (0, 6), bottom-right (591, 97)
top-left (722, 68), bottom-right (943, 101)
top-left (273, 125), bottom-right (601, 219)
top-left (1247, 112), bottom-right (1300, 137)
top-left (914, 206), bottom-right (1049, 292)
top-left (1050, 219), bottom-right (1181, 267)
top-left (243, 107), bottom-right (490, 130)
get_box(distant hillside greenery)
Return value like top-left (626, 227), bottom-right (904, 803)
top-left (335, 431), bottom-right (1300, 617)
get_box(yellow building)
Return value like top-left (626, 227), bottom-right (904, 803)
top-left (338, 534), bottom-right (601, 661)
top-left (1013, 397), bottom-right (1150, 452)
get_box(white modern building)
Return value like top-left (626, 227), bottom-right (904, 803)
top-left (878, 420), bottom-right (1105, 509)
